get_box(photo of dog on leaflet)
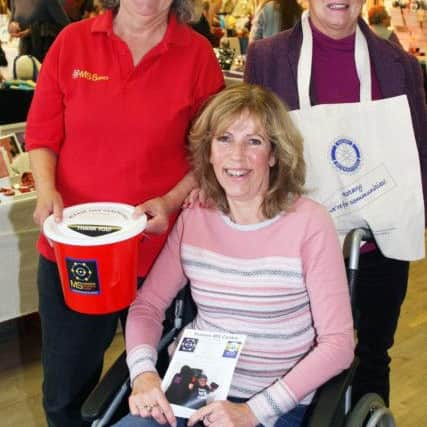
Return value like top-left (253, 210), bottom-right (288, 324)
top-left (164, 366), bottom-right (219, 409)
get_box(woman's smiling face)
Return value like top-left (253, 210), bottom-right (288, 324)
top-left (309, 0), bottom-right (365, 39)
top-left (209, 112), bottom-right (276, 210)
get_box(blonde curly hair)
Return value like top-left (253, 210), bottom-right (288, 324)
top-left (189, 84), bottom-right (306, 219)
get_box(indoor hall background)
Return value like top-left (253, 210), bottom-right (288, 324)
top-left (0, 235), bottom-right (426, 427)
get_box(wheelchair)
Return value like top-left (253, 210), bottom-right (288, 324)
top-left (81, 228), bottom-right (397, 427)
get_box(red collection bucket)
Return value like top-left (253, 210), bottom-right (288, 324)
top-left (43, 202), bottom-right (147, 314)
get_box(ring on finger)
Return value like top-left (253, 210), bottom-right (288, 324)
top-left (143, 403), bottom-right (158, 412)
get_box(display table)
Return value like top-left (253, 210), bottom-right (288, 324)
top-left (0, 194), bottom-right (39, 322)
top-left (0, 88), bottom-right (34, 125)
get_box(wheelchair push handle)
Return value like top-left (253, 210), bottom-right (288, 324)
top-left (346, 228), bottom-right (372, 271)
top-left (344, 228), bottom-right (372, 306)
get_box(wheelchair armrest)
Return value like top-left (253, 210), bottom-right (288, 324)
top-left (81, 350), bottom-right (130, 422)
top-left (305, 359), bottom-right (358, 427)
top-left (81, 326), bottom-right (182, 422)
top-left (80, 284), bottom-right (194, 423)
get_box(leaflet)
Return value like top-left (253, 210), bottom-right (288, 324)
top-left (161, 329), bottom-right (246, 419)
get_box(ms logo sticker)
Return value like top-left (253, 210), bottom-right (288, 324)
top-left (179, 337), bottom-right (198, 352)
top-left (66, 258), bottom-right (100, 294)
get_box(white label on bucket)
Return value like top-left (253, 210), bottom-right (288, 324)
top-left (67, 208), bottom-right (129, 221)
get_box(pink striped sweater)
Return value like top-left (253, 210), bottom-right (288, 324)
top-left (126, 197), bottom-right (354, 426)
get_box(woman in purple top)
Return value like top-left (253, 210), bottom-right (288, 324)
top-left (245, 0), bottom-right (427, 409)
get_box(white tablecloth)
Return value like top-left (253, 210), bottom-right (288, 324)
top-left (0, 194), bottom-right (39, 322)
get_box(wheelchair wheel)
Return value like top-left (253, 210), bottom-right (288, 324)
top-left (345, 393), bottom-right (396, 427)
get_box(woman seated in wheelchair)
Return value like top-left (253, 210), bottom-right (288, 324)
top-left (113, 84), bottom-right (355, 427)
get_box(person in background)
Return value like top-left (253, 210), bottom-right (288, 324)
top-left (111, 84), bottom-right (354, 427)
top-left (25, 0), bottom-right (224, 425)
top-left (191, 0), bottom-right (215, 45)
top-left (368, 5), bottom-right (402, 47)
top-left (245, 0), bottom-right (427, 409)
top-left (0, 0), bottom-right (8, 14)
top-left (62, 0), bottom-right (95, 21)
top-left (231, 0), bottom-right (254, 17)
top-left (8, 0), bottom-right (70, 61)
top-left (249, 0), bottom-right (302, 42)
top-left (208, 0), bottom-right (222, 28)
top-left (89, 0), bottom-right (105, 16)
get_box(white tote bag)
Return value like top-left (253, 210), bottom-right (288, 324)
top-left (289, 12), bottom-right (425, 261)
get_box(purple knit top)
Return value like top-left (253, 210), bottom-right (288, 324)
top-left (311, 20), bottom-right (382, 104)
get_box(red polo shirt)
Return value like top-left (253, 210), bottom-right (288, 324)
top-left (26, 10), bottom-right (224, 276)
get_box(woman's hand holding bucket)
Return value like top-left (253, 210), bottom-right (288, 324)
top-left (33, 187), bottom-right (64, 228)
top-left (133, 172), bottom-right (199, 234)
top-left (133, 196), bottom-right (171, 235)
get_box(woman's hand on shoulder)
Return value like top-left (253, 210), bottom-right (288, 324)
top-left (188, 401), bottom-right (259, 427)
top-left (129, 371), bottom-right (176, 427)
top-left (33, 188), bottom-right (64, 228)
top-left (134, 197), bottom-right (171, 234)
top-left (182, 188), bottom-right (213, 209)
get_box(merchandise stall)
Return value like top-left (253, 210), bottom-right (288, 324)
top-left (387, 1), bottom-right (427, 96)
top-left (0, 126), bottom-right (38, 322)
top-left (213, 0), bottom-right (256, 53)
top-left (387, 0), bottom-right (426, 52)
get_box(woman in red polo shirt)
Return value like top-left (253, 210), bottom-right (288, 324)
top-left (25, 1), bottom-right (224, 426)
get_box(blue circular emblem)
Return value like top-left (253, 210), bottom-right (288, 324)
top-left (330, 138), bottom-right (361, 173)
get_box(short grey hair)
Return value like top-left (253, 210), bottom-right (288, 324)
top-left (100, 1), bottom-right (195, 23)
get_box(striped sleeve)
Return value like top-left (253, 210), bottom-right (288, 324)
top-left (125, 213), bottom-right (188, 381)
top-left (127, 344), bottom-right (158, 385)
top-left (247, 380), bottom-right (297, 427)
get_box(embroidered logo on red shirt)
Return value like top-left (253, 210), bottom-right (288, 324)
top-left (72, 69), bottom-right (109, 82)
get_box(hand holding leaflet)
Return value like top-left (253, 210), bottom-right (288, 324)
top-left (162, 329), bottom-right (246, 419)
